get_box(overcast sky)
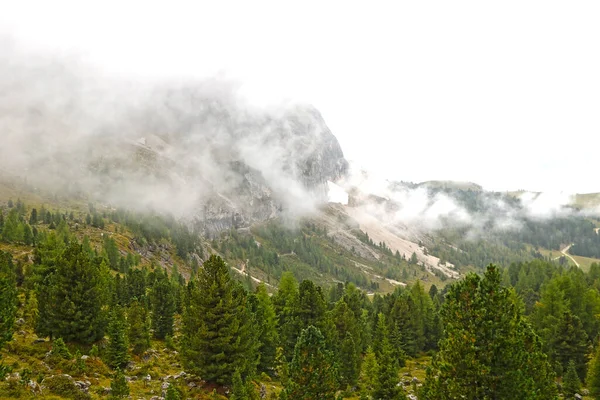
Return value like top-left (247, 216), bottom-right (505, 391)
top-left (2, 0), bottom-right (599, 193)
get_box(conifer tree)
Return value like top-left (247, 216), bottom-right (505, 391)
top-left (331, 300), bottom-right (361, 387)
top-left (0, 251), bottom-right (17, 351)
top-left (421, 265), bottom-right (557, 400)
top-left (548, 310), bottom-right (589, 379)
top-left (50, 337), bottom-right (72, 360)
top-left (373, 313), bottom-right (406, 400)
top-left (563, 359), bottom-right (581, 399)
top-left (272, 272), bottom-right (299, 360)
top-left (103, 236), bottom-right (120, 271)
top-left (150, 268), bottom-right (176, 339)
top-left (128, 299), bottom-right (151, 355)
top-left (359, 347), bottom-right (378, 398)
top-left (106, 305), bottom-right (129, 369)
top-left (110, 368), bottom-right (130, 399)
top-left (230, 370), bottom-right (250, 400)
top-left (251, 283), bottom-right (279, 375)
top-left (35, 242), bottom-right (106, 343)
top-left (587, 341), bottom-right (600, 399)
top-left (165, 384), bottom-right (182, 400)
top-left (181, 255), bottom-right (258, 385)
top-left (282, 325), bottom-right (338, 400)
top-left (29, 208), bottom-right (38, 225)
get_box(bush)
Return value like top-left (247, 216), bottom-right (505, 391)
top-left (43, 375), bottom-right (91, 400)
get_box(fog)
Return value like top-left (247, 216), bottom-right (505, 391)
top-left (0, 39), bottom-right (344, 223)
top-left (337, 164), bottom-right (595, 239)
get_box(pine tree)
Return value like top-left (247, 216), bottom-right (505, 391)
top-left (110, 368), bottom-right (130, 399)
top-left (0, 251), bottom-right (17, 351)
top-left (563, 359), bottom-right (581, 399)
top-left (587, 341), bottom-right (600, 399)
top-left (331, 298), bottom-right (361, 387)
top-left (548, 310), bottom-right (589, 379)
top-left (230, 370), bottom-right (250, 400)
top-left (128, 299), bottom-right (151, 355)
top-left (35, 242), bottom-right (106, 343)
top-left (359, 347), bottom-right (378, 398)
top-left (50, 337), bottom-right (71, 360)
top-left (23, 224), bottom-right (33, 245)
top-left (421, 265), bottom-right (557, 400)
top-left (103, 236), bottom-right (120, 271)
top-left (272, 272), bottom-right (299, 360)
top-left (282, 325), bottom-right (338, 400)
top-left (165, 384), bottom-right (182, 400)
top-left (181, 255), bottom-right (258, 385)
top-left (29, 208), bottom-right (38, 225)
top-left (251, 283), bottom-right (279, 375)
top-left (373, 313), bottom-right (406, 400)
top-left (150, 268), bottom-right (176, 339)
top-left (106, 305), bottom-right (129, 369)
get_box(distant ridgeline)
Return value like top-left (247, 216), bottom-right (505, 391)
top-left (412, 186), bottom-right (600, 269)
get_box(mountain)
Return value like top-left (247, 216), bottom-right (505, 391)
top-left (0, 49), bottom-right (348, 237)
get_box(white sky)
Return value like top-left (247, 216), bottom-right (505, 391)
top-left (1, 0), bottom-right (599, 193)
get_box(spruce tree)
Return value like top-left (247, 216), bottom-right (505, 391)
top-left (165, 384), bottom-right (182, 400)
top-left (127, 299), bottom-right (151, 355)
top-left (587, 341), bottom-right (600, 399)
top-left (548, 310), bottom-right (589, 379)
top-left (282, 325), bottom-right (338, 400)
top-left (421, 265), bottom-right (557, 400)
top-left (0, 251), bottom-right (17, 351)
top-left (106, 305), bottom-right (129, 369)
top-left (150, 268), bottom-right (176, 339)
top-left (359, 347), bottom-right (378, 398)
top-left (29, 208), bottom-right (38, 225)
top-left (251, 283), bottom-right (279, 375)
top-left (373, 314), bottom-right (406, 400)
top-left (50, 337), bottom-right (71, 360)
top-left (110, 368), bottom-right (130, 399)
top-left (563, 359), bottom-right (581, 399)
top-left (35, 242), bottom-right (106, 343)
top-left (230, 370), bottom-right (250, 400)
top-left (181, 255), bottom-right (258, 385)
top-left (272, 272), bottom-right (299, 360)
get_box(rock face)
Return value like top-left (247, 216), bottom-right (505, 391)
top-left (0, 49), bottom-right (349, 236)
top-left (87, 93), bottom-right (349, 236)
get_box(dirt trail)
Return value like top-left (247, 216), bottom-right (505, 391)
top-left (555, 244), bottom-right (580, 268)
top-left (231, 261), bottom-right (274, 288)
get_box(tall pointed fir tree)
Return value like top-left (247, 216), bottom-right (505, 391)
top-left (282, 325), bottom-right (339, 400)
top-left (150, 268), bottom-right (176, 340)
top-left (250, 283), bottom-right (279, 375)
top-left (587, 340), bottom-right (600, 399)
top-left (127, 299), bottom-right (151, 355)
top-left (106, 305), bottom-right (129, 369)
top-left (0, 251), bottom-right (17, 351)
top-left (181, 255), bottom-right (258, 385)
top-left (563, 359), bottom-right (581, 399)
top-left (373, 313), bottom-right (406, 400)
top-left (35, 241), bottom-right (106, 343)
top-left (110, 368), bottom-right (130, 399)
top-left (420, 265), bottom-right (557, 400)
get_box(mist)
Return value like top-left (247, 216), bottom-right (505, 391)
top-left (0, 39), bottom-right (347, 228)
top-left (337, 164), bottom-right (596, 241)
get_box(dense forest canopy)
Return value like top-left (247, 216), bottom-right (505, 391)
top-left (2, 196), bottom-right (600, 399)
